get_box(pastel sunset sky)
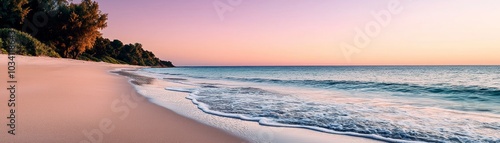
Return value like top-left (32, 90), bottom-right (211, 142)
top-left (94, 0), bottom-right (500, 66)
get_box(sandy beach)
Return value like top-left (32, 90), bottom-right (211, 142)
top-left (0, 0), bottom-right (497, 142)
top-left (0, 55), bottom-right (244, 143)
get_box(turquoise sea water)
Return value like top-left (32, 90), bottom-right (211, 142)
top-left (140, 66), bottom-right (500, 142)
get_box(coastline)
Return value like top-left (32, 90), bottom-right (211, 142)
top-left (134, 65), bottom-right (500, 143)
top-left (125, 69), bottom-right (384, 143)
top-left (0, 55), bottom-right (244, 142)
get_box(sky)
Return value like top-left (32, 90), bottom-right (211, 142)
top-left (94, 0), bottom-right (500, 66)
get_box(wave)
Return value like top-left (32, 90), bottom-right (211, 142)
top-left (165, 87), bottom-right (193, 93)
top-left (158, 72), bottom-right (500, 101)
top-left (147, 68), bottom-right (500, 142)
top-left (221, 77), bottom-right (500, 102)
top-left (164, 86), bottom-right (500, 143)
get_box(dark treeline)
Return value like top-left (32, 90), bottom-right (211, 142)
top-left (0, 0), bottom-right (174, 67)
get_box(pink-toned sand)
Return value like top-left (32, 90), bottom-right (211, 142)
top-left (0, 55), bottom-right (245, 143)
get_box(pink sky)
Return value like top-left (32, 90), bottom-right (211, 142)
top-left (95, 0), bottom-right (500, 66)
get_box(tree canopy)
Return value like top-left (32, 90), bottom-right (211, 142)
top-left (0, 0), bottom-right (174, 67)
top-left (0, 0), bottom-right (30, 29)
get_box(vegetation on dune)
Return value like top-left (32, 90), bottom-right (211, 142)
top-left (0, 0), bottom-right (174, 67)
top-left (0, 38), bottom-right (2, 50)
top-left (0, 0), bottom-right (30, 29)
top-left (0, 28), bottom-right (60, 57)
top-left (0, 38), bottom-right (5, 54)
top-left (80, 37), bottom-right (174, 67)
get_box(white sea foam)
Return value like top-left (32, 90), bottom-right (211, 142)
top-left (165, 87), bottom-right (194, 93)
top-left (125, 70), bottom-right (383, 143)
top-left (131, 68), bottom-right (500, 143)
top-left (185, 89), bottom-right (420, 143)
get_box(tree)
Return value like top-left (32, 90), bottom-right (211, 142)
top-left (1, 0), bottom-right (174, 67)
top-left (0, 0), bottom-right (31, 29)
top-left (87, 36), bottom-right (110, 58)
top-left (47, 0), bottom-right (107, 58)
top-left (109, 39), bottom-right (123, 55)
top-left (9, 0), bottom-right (107, 58)
top-left (80, 37), bottom-right (174, 67)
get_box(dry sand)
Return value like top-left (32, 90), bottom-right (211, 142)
top-left (0, 55), bottom-right (245, 143)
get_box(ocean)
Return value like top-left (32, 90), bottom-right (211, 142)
top-left (134, 66), bottom-right (500, 143)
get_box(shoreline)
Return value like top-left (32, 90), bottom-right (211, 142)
top-left (126, 69), bottom-right (384, 143)
top-left (0, 55), bottom-right (245, 142)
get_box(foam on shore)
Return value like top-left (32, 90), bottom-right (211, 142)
top-left (129, 68), bottom-right (500, 143)
top-left (126, 69), bottom-right (384, 143)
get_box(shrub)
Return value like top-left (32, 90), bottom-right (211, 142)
top-left (0, 28), bottom-right (60, 57)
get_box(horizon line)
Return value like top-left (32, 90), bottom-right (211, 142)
top-left (173, 64), bottom-right (500, 67)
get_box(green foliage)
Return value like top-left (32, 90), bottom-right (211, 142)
top-left (0, 38), bottom-right (5, 54)
top-left (0, 28), bottom-right (60, 57)
top-left (24, 0), bottom-right (68, 41)
top-left (80, 37), bottom-right (174, 67)
top-left (77, 53), bottom-right (100, 61)
top-left (62, 0), bottom-right (107, 58)
top-left (0, 0), bottom-right (174, 67)
top-left (0, 0), bottom-right (30, 29)
top-left (101, 56), bottom-right (126, 64)
top-left (31, 0), bottom-right (108, 58)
